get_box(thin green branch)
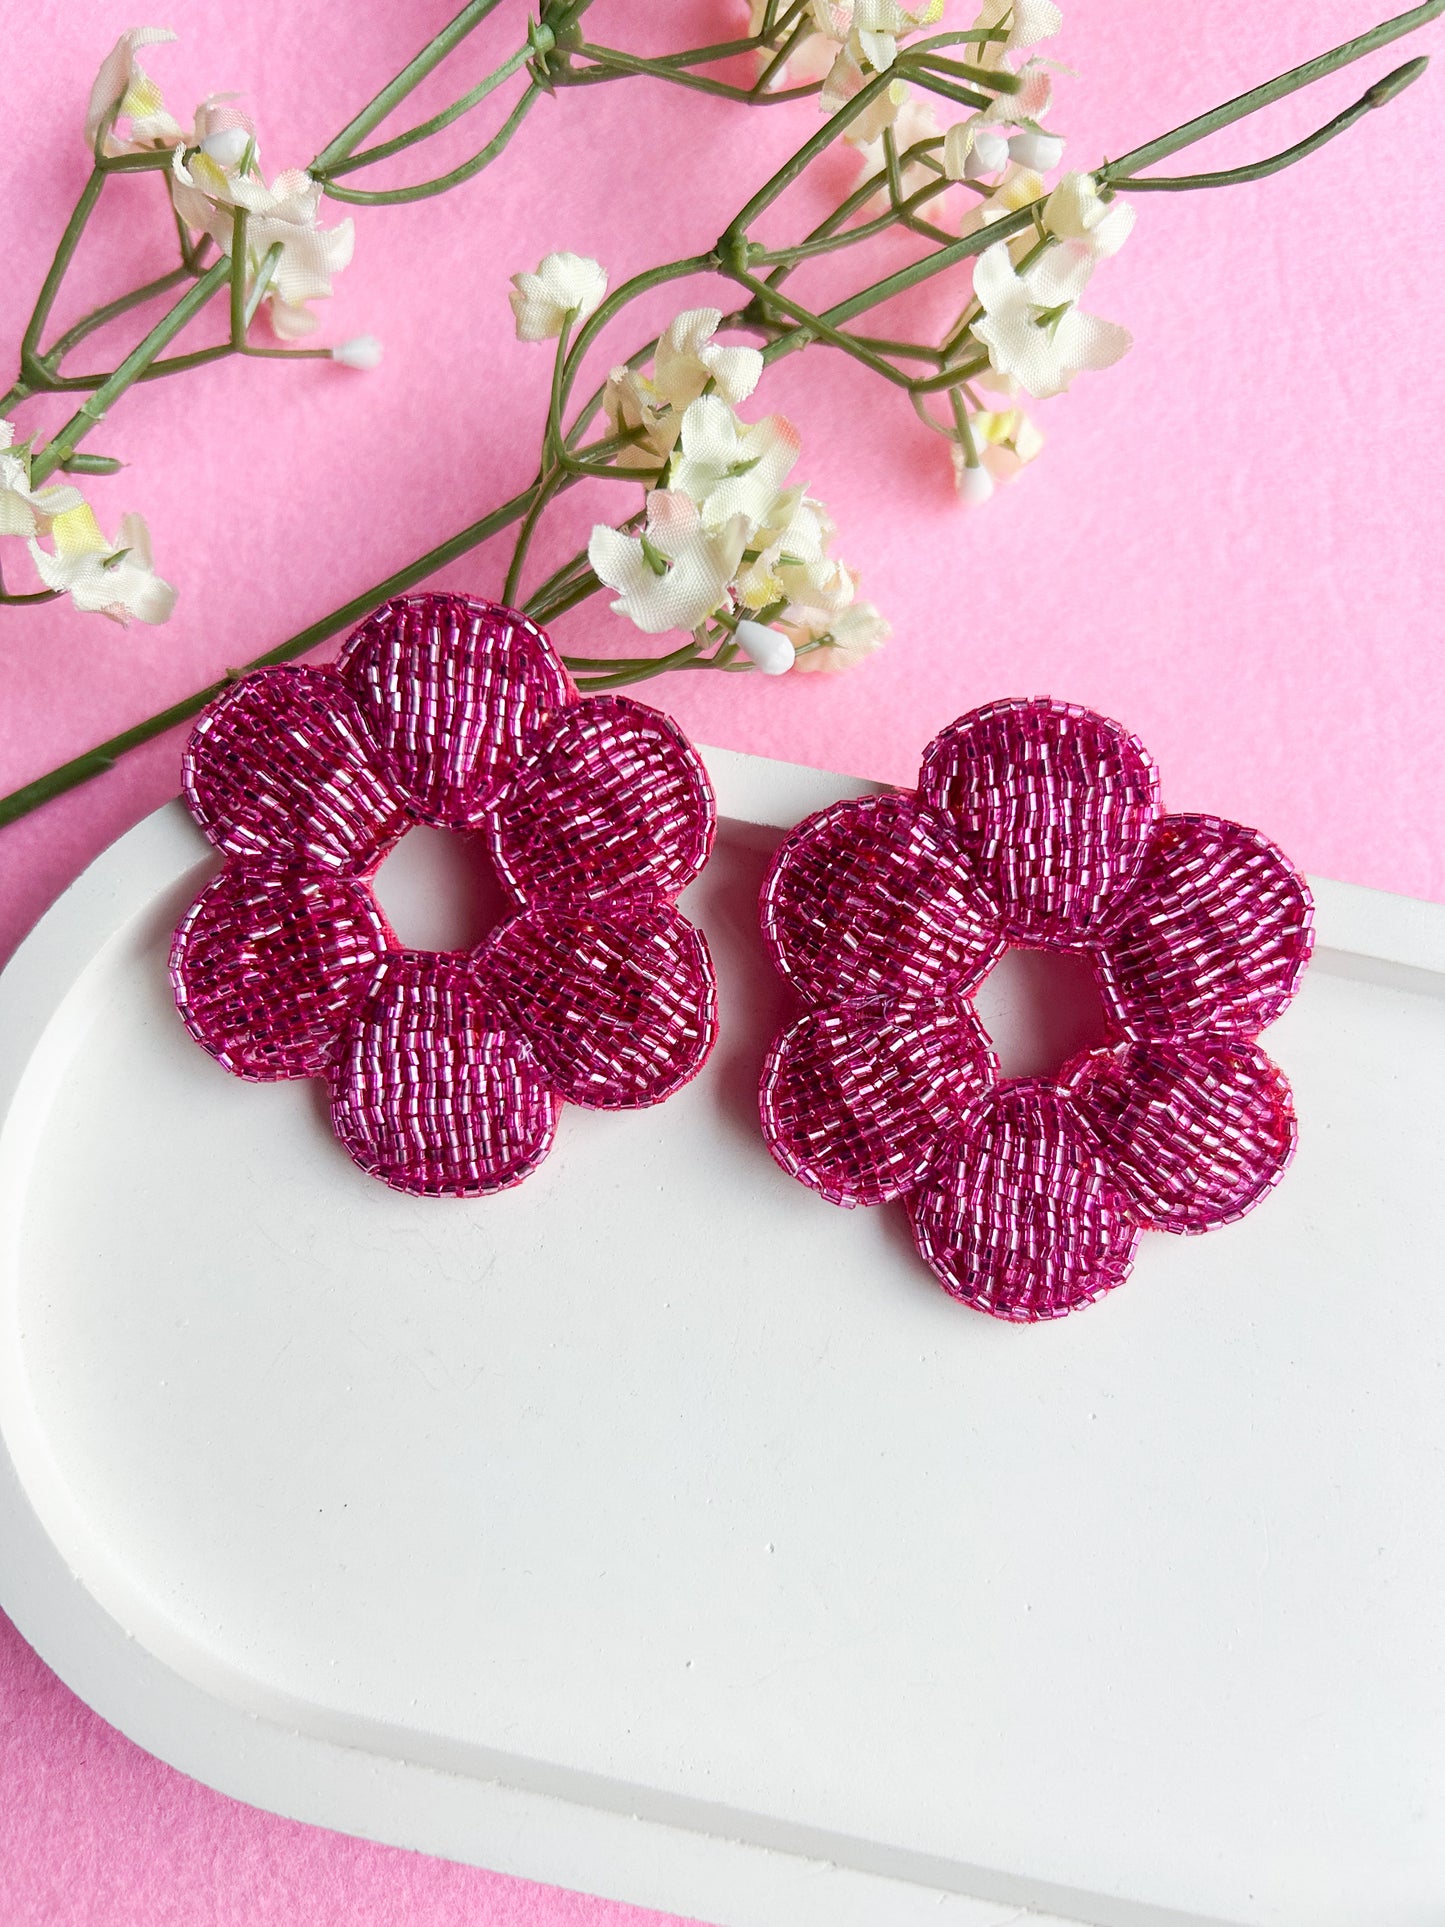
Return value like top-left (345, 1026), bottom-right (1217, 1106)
top-left (317, 43), bottom-right (534, 178)
top-left (320, 82), bottom-right (542, 203)
top-left (560, 43), bottom-right (820, 104)
top-left (309, 0), bottom-right (513, 174)
top-left (1108, 55), bottom-right (1429, 191)
top-left (1099, 0), bottom-right (1443, 180)
top-left (41, 265), bottom-right (193, 368)
top-left (29, 260), bottom-right (232, 483)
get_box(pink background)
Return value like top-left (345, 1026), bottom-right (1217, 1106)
top-left (2, 1), bottom-right (1441, 1920)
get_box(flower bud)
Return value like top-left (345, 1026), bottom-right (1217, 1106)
top-left (331, 335), bottom-right (384, 370)
top-left (954, 458), bottom-right (996, 505)
top-left (964, 130), bottom-right (1011, 179)
top-left (734, 619), bottom-right (796, 677)
top-left (199, 126), bottom-right (252, 168)
top-left (1008, 130), bottom-right (1065, 172)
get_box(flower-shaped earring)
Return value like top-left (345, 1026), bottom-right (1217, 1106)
top-left (171, 594), bottom-right (718, 1196)
top-left (758, 698), bottom-right (1313, 1321)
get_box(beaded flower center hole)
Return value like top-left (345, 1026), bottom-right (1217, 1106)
top-left (371, 824), bottom-right (512, 953)
top-left (973, 945), bottom-right (1109, 1081)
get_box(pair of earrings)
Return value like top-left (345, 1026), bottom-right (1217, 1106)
top-left (171, 595), bottom-right (1312, 1322)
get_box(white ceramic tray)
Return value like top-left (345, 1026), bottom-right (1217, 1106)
top-left (3, 746), bottom-right (1444, 1927)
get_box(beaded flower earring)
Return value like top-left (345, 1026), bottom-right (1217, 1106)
top-left (170, 594), bottom-right (718, 1196)
top-left (757, 697), bottom-right (1313, 1321)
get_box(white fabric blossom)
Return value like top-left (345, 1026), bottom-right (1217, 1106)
top-left (508, 252), bottom-right (608, 342)
top-left (601, 311), bottom-right (764, 473)
top-left (588, 491), bottom-right (748, 636)
top-left (953, 407), bottom-right (1043, 494)
top-left (785, 600), bottom-right (890, 673)
top-left (652, 309), bottom-right (763, 411)
top-left (851, 0), bottom-right (946, 73)
top-left (85, 27), bottom-right (181, 155)
top-left (971, 238), bottom-right (1130, 398)
top-left (969, 0), bottom-right (1063, 70)
top-left (171, 152), bottom-right (355, 338)
top-left (1043, 171), bottom-right (1135, 256)
top-left (735, 487), bottom-right (856, 616)
top-left (0, 423), bottom-right (84, 538)
top-left (668, 397), bottom-right (801, 535)
top-left (29, 503), bottom-right (175, 624)
top-left (959, 163), bottom-right (1045, 239)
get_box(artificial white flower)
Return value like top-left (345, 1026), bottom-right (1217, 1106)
top-left (588, 491), bottom-right (749, 636)
top-left (733, 618), bottom-right (796, 676)
top-left (601, 365), bottom-right (675, 472)
top-left (785, 599), bottom-right (890, 672)
top-left (600, 311), bottom-right (765, 474)
top-left (959, 163), bottom-right (1045, 236)
top-left (952, 406), bottom-right (1043, 494)
top-left (85, 26), bottom-right (181, 155)
top-left (0, 423), bottom-right (84, 538)
top-left (668, 396), bottom-right (801, 535)
top-left (651, 309), bottom-right (763, 410)
top-left (1043, 171), bottom-right (1135, 256)
top-left (332, 334), bottom-right (383, 369)
top-left (735, 487), bottom-right (856, 615)
top-left (969, 0), bottom-right (1064, 70)
top-left (971, 237), bottom-right (1130, 398)
top-left (507, 252), bottom-right (608, 342)
top-left (171, 152), bottom-right (355, 337)
top-left (29, 503), bottom-right (175, 624)
top-left (851, 0), bottom-right (946, 74)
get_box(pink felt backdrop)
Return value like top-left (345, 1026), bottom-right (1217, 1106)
top-left (2, 1), bottom-right (1442, 1921)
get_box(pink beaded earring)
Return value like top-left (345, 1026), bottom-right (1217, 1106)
top-left (170, 594), bottom-right (718, 1197)
top-left (757, 697), bottom-right (1313, 1322)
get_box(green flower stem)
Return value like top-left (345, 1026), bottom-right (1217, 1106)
top-left (319, 82), bottom-right (543, 205)
top-left (526, 565), bottom-right (601, 626)
top-left (908, 51), bottom-right (1023, 91)
top-left (557, 253), bottom-right (716, 421)
top-left (19, 170), bottom-right (106, 372)
top-left (1108, 56), bottom-right (1428, 192)
top-left (560, 43), bottom-right (821, 105)
top-left (1099, 0), bottom-right (1443, 181)
top-left (893, 62), bottom-right (992, 111)
top-left (317, 44), bottom-right (535, 178)
top-left (39, 264), bottom-right (193, 368)
top-left (523, 543), bottom-right (594, 611)
top-left (242, 243), bottom-right (285, 327)
top-left (308, 0), bottom-right (515, 176)
top-left (570, 637), bottom-right (704, 691)
top-left (29, 260), bottom-right (232, 485)
top-left (750, 167), bottom-right (952, 265)
top-left (723, 66), bottom-right (900, 239)
top-left (227, 209), bottom-right (250, 343)
top-left (728, 268), bottom-right (916, 388)
top-left (752, 15), bottom-right (813, 96)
